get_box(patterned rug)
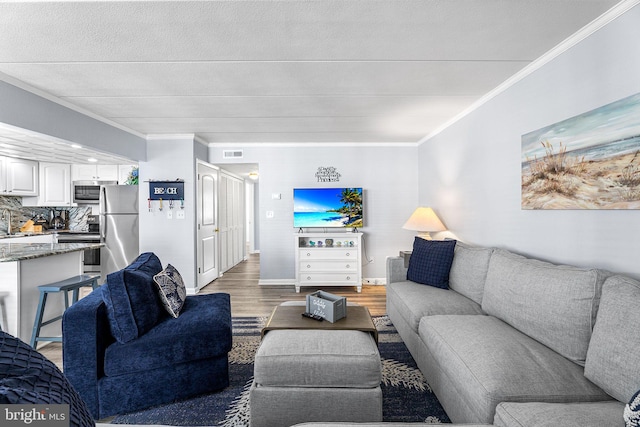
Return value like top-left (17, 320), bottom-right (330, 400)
top-left (111, 316), bottom-right (450, 426)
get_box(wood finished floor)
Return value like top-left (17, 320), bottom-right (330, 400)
top-left (40, 253), bottom-right (387, 370)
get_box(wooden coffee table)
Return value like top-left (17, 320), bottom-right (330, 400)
top-left (261, 303), bottom-right (378, 343)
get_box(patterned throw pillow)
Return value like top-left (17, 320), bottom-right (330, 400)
top-left (407, 238), bottom-right (457, 289)
top-left (625, 389), bottom-right (640, 427)
top-left (154, 264), bottom-right (187, 318)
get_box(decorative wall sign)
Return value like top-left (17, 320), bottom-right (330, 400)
top-left (148, 180), bottom-right (184, 200)
top-left (315, 166), bottom-right (341, 182)
top-left (522, 91), bottom-right (640, 209)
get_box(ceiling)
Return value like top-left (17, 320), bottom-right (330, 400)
top-left (0, 0), bottom-right (622, 164)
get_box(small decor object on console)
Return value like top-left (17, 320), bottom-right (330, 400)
top-left (306, 290), bottom-right (347, 323)
top-left (153, 264), bottom-right (187, 318)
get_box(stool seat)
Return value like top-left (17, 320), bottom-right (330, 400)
top-left (30, 274), bottom-right (100, 349)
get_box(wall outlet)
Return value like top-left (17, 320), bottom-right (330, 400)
top-left (266, 211), bottom-right (274, 218)
top-left (167, 210), bottom-right (173, 219)
top-left (176, 210), bottom-right (185, 219)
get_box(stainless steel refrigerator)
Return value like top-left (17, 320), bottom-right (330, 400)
top-left (100, 185), bottom-right (139, 279)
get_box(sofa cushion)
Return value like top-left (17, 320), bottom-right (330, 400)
top-left (585, 275), bottom-right (640, 403)
top-left (386, 280), bottom-right (483, 333)
top-left (406, 238), bottom-right (456, 289)
top-left (419, 315), bottom-right (610, 424)
top-left (101, 252), bottom-right (165, 343)
top-left (494, 401), bottom-right (624, 427)
top-left (448, 241), bottom-right (493, 305)
top-left (0, 331), bottom-right (96, 427)
top-left (154, 264), bottom-right (187, 318)
top-left (481, 249), bottom-right (610, 366)
top-left (104, 293), bottom-right (232, 377)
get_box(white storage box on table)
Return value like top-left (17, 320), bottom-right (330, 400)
top-left (306, 290), bottom-right (346, 323)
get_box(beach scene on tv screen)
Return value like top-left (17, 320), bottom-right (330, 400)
top-left (294, 188), bottom-right (363, 228)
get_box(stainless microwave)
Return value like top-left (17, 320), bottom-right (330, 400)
top-left (73, 181), bottom-right (117, 204)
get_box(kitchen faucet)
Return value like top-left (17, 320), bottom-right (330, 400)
top-left (1, 209), bottom-right (11, 235)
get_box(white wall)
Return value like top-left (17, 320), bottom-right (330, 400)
top-left (419, 4), bottom-right (640, 278)
top-left (139, 136), bottom-right (206, 289)
top-left (210, 145), bottom-right (419, 281)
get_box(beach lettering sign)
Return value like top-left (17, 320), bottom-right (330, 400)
top-left (316, 166), bottom-right (341, 182)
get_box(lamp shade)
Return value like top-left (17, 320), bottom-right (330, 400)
top-left (402, 207), bottom-right (446, 239)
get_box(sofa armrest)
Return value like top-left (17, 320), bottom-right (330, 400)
top-left (62, 288), bottom-right (113, 418)
top-left (386, 256), bottom-right (408, 285)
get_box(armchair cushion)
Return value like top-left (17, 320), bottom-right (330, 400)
top-left (101, 252), bottom-right (164, 343)
top-left (104, 293), bottom-right (232, 377)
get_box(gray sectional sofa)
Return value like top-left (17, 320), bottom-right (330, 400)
top-left (385, 241), bottom-right (640, 427)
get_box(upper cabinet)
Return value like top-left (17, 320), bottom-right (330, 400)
top-left (23, 163), bottom-right (71, 207)
top-left (71, 164), bottom-right (118, 181)
top-left (0, 157), bottom-right (38, 196)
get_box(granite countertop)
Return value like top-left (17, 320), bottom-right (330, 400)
top-left (0, 242), bottom-right (104, 262)
top-left (0, 230), bottom-right (94, 239)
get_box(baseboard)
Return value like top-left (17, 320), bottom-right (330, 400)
top-left (258, 279), bottom-right (296, 286)
top-left (258, 278), bottom-right (386, 286)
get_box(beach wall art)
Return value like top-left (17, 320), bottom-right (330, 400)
top-left (521, 91), bottom-right (640, 209)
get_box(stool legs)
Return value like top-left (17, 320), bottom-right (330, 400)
top-left (30, 291), bottom-right (49, 348)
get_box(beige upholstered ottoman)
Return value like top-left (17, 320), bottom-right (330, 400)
top-left (249, 329), bottom-right (382, 427)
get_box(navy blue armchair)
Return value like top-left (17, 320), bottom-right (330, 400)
top-left (62, 253), bottom-right (232, 419)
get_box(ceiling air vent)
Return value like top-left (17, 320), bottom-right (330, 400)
top-left (223, 150), bottom-right (243, 159)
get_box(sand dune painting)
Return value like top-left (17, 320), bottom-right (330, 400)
top-left (522, 92), bottom-right (640, 209)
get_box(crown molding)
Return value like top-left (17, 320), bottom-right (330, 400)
top-left (208, 141), bottom-right (419, 148)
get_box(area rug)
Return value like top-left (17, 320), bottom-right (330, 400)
top-left (111, 316), bottom-right (450, 426)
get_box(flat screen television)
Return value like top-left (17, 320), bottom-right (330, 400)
top-left (293, 187), bottom-right (363, 229)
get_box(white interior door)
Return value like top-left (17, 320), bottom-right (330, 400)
top-left (197, 161), bottom-right (219, 287)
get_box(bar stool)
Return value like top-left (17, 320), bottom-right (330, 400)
top-left (30, 274), bottom-right (100, 349)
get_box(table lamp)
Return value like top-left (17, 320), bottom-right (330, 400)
top-left (402, 207), bottom-right (446, 240)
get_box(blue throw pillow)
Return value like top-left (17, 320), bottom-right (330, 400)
top-left (406, 238), bottom-right (457, 289)
top-left (102, 252), bottom-right (165, 343)
top-left (0, 331), bottom-right (95, 427)
top-left (625, 389), bottom-right (640, 427)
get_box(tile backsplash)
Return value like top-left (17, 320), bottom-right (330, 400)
top-left (0, 196), bottom-right (92, 235)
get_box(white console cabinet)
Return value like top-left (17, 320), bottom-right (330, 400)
top-left (295, 232), bottom-right (363, 293)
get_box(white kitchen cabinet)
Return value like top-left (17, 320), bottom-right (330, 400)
top-left (294, 232), bottom-right (363, 293)
top-left (71, 164), bottom-right (118, 181)
top-left (118, 164), bottom-right (137, 184)
top-left (0, 157), bottom-right (38, 196)
top-left (23, 163), bottom-right (71, 207)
